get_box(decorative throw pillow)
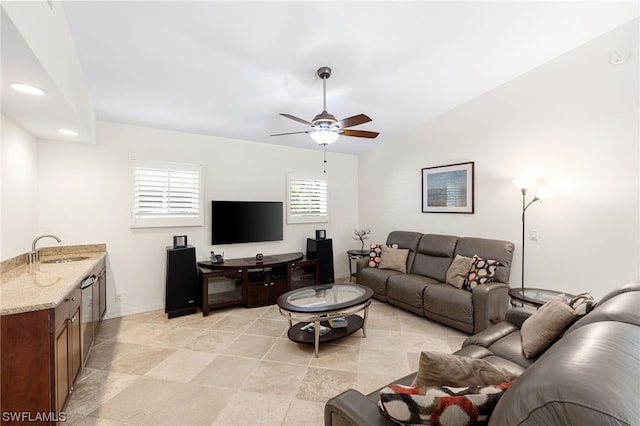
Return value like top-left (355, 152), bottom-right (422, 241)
top-left (379, 381), bottom-right (514, 426)
top-left (567, 293), bottom-right (596, 316)
top-left (521, 295), bottom-right (577, 358)
top-left (368, 244), bottom-right (384, 267)
top-left (462, 255), bottom-right (501, 292)
top-left (446, 255), bottom-right (474, 289)
top-left (412, 351), bottom-right (520, 388)
top-left (379, 245), bottom-right (409, 273)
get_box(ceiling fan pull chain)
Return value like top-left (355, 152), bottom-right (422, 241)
top-left (323, 144), bottom-right (327, 174)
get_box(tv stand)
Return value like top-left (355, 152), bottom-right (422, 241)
top-left (198, 252), bottom-right (319, 315)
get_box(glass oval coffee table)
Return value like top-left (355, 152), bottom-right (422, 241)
top-left (277, 284), bottom-right (374, 357)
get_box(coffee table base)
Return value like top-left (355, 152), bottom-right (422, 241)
top-left (279, 302), bottom-right (370, 357)
top-left (287, 315), bottom-right (364, 344)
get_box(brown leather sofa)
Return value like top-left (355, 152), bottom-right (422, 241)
top-left (357, 231), bottom-right (515, 334)
top-left (324, 280), bottom-right (640, 426)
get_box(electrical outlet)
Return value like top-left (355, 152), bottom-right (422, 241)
top-left (529, 230), bottom-right (538, 241)
top-left (116, 293), bottom-right (123, 302)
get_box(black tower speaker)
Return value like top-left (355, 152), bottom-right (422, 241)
top-left (306, 238), bottom-right (335, 285)
top-left (165, 246), bottom-right (198, 318)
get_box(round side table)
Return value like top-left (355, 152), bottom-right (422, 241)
top-left (347, 250), bottom-right (369, 282)
top-left (508, 287), bottom-right (575, 308)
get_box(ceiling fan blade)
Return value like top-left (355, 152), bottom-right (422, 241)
top-left (280, 113), bottom-right (313, 127)
top-left (335, 114), bottom-right (372, 129)
top-left (270, 130), bottom-right (311, 137)
top-left (340, 129), bottom-right (379, 139)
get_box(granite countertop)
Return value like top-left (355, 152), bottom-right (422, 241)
top-left (0, 244), bottom-right (107, 316)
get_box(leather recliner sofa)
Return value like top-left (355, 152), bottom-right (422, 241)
top-left (357, 231), bottom-right (515, 334)
top-left (324, 280), bottom-right (640, 426)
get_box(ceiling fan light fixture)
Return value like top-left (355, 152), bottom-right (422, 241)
top-left (310, 129), bottom-right (339, 145)
top-left (10, 82), bottom-right (46, 96)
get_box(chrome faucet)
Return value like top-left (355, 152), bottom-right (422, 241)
top-left (30, 235), bottom-right (61, 263)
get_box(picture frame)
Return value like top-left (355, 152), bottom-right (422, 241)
top-left (422, 162), bottom-right (474, 213)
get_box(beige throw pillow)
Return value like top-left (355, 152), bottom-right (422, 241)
top-left (412, 351), bottom-right (520, 387)
top-left (378, 245), bottom-right (409, 273)
top-left (446, 255), bottom-right (474, 289)
top-left (521, 295), bottom-right (576, 358)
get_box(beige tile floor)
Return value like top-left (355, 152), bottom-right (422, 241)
top-left (64, 296), bottom-right (468, 426)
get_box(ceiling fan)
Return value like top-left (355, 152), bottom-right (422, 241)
top-left (271, 66), bottom-right (379, 146)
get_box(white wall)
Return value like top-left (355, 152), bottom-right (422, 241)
top-left (1, 115), bottom-right (39, 259)
top-left (359, 19), bottom-right (639, 300)
top-left (37, 121), bottom-right (359, 317)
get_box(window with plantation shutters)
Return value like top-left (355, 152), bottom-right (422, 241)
top-left (130, 160), bottom-right (203, 228)
top-left (287, 173), bottom-right (328, 223)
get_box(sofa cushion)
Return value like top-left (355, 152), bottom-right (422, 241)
top-left (453, 238), bottom-right (514, 285)
top-left (387, 274), bottom-right (438, 315)
top-left (521, 295), bottom-right (576, 358)
top-left (423, 284), bottom-right (473, 332)
top-left (490, 321), bottom-right (640, 426)
top-left (462, 255), bottom-right (500, 292)
top-left (379, 382), bottom-right (513, 425)
top-left (446, 255), bottom-right (473, 289)
top-left (386, 231), bottom-right (423, 273)
top-left (566, 282), bottom-right (640, 334)
top-left (379, 245), bottom-right (409, 273)
top-left (413, 351), bottom-right (519, 388)
top-left (357, 266), bottom-right (403, 300)
top-left (411, 234), bottom-right (459, 282)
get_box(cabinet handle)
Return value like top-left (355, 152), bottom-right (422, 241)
top-left (264, 283), bottom-right (268, 287)
top-left (69, 315), bottom-right (77, 323)
top-left (270, 282), bottom-right (274, 286)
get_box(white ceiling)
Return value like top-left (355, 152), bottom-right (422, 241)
top-left (4, 2), bottom-right (639, 154)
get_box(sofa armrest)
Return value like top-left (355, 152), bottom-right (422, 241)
top-left (325, 389), bottom-right (395, 426)
top-left (356, 258), bottom-right (370, 277)
top-left (471, 282), bottom-right (509, 333)
top-left (504, 307), bottom-right (535, 328)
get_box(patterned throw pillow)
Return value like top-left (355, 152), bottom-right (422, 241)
top-left (369, 244), bottom-right (383, 267)
top-left (368, 243), bottom-right (399, 268)
top-left (379, 382), bottom-right (513, 426)
top-left (462, 255), bottom-right (501, 292)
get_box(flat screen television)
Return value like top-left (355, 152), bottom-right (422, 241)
top-left (211, 201), bottom-right (283, 245)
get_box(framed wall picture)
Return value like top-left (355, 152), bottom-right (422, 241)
top-left (422, 162), bottom-right (474, 213)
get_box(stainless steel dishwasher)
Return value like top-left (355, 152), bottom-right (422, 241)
top-left (80, 274), bottom-right (97, 363)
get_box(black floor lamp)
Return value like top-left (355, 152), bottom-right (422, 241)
top-left (512, 178), bottom-right (554, 291)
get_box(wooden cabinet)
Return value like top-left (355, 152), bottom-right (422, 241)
top-left (53, 285), bottom-right (81, 414)
top-left (246, 266), bottom-right (288, 308)
top-left (0, 257), bottom-right (107, 424)
top-left (199, 252), bottom-right (319, 315)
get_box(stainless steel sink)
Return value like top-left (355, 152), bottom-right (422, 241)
top-left (41, 256), bottom-right (90, 264)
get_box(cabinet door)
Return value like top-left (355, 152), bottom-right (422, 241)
top-left (68, 305), bottom-right (82, 387)
top-left (247, 282), bottom-right (269, 308)
top-left (54, 323), bottom-right (69, 414)
top-left (268, 281), bottom-right (288, 304)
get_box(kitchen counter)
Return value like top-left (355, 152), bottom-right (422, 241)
top-left (0, 244), bottom-right (106, 316)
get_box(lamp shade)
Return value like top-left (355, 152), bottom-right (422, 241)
top-left (310, 130), bottom-right (339, 145)
top-left (535, 185), bottom-right (554, 200)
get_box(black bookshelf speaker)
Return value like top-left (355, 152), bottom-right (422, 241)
top-left (165, 246), bottom-right (198, 318)
top-left (306, 238), bottom-right (335, 285)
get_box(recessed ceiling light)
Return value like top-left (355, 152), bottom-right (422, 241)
top-left (58, 129), bottom-right (79, 136)
top-left (10, 82), bottom-right (46, 96)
